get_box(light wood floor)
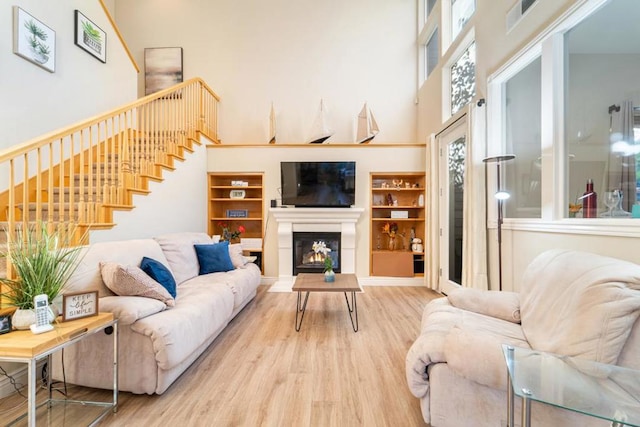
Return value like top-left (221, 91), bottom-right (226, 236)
top-left (0, 285), bottom-right (440, 426)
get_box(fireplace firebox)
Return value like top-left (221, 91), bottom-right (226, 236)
top-left (293, 232), bottom-right (341, 275)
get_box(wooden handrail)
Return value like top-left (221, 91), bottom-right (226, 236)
top-left (99, 0), bottom-right (140, 73)
top-left (0, 77), bottom-right (220, 274)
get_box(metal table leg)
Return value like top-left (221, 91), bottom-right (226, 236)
top-left (295, 291), bottom-right (310, 332)
top-left (343, 291), bottom-right (358, 332)
top-left (521, 390), bottom-right (532, 427)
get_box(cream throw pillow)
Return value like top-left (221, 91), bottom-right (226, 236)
top-left (99, 262), bottom-right (175, 307)
top-left (229, 243), bottom-right (248, 269)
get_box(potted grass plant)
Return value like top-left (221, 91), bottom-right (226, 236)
top-left (0, 222), bottom-right (85, 329)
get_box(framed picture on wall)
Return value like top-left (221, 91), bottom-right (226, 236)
top-left (74, 10), bottom-right (107, 63)
top-left (144, 47), bottom-right (184, 95)
top-left (12, 6), bottom-right (56, 73)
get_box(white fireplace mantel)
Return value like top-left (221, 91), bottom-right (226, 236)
top-left (269, 207), bottom-right (365, 291)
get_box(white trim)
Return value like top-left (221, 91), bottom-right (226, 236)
top-left (502, 218), bottom-right (640, 238)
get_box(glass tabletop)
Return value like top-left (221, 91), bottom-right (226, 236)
top-left (502, 345), bottom-right (640, 426)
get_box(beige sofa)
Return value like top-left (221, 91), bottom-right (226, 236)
top-left (52, 232), bottom-right (261, 395)
top-left (406, 249), bottom-right (640, 427)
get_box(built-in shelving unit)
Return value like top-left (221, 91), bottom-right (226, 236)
top-left (207, 172), bottom-right (264, 273)
top-left (370, 172), bottom-right (426, 277)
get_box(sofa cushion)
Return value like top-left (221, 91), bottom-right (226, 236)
top-left (154, 232), bottom-right (213, 285)
top-left (65, 239), bottom-right (169, 298)
top-left (229, 243), bottom-right (249, 269)
top-left (99, 296), bottom-right (167, 326)
top-left (182, 262), bottom-right (261, 309)
top-left (520, 249), bottom-right (640, 364)
top-left (140, 256), bottom-right (177, 298)
top-left (130, 281), bottom-right (235, 370)
top-left (195, 242), bottom-right (235, 274)
top-left (100, 262), bottom-right (175, 307)
top-left (448, 288), bottom-right (521, 323)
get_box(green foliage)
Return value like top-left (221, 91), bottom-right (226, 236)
top-left (0, 223), bottom-right (85, 309)
top-left (324, 256), bottom-right (333, 273)
top-left (82, 21), bottom-right (101, 41)
top-left (24, 19), bottom-right (47, 41)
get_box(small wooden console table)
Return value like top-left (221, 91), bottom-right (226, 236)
top-left (0, 312), bottom-right (118, 427)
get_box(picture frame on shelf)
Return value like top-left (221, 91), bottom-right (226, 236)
top-left (12, 6), bottom-right (56, 73)
top-left (0, 315), bottom-right (11, 334)
top-left (62, 291), bottom-right (99, 322)
top-left (74, 10), bottom-right (106, 63)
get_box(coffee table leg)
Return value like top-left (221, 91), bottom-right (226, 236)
top-left (295, 291), bottom-right (310, 332)
top-left (343, 291), bottom-right (359, 332)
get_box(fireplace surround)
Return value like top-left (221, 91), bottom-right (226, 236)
top-left (270, 207), bottom-right (364, 291)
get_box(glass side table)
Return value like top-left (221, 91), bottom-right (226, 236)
top-left (502, 344), bottom-right (640, 427)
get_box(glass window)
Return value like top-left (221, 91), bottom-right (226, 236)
top-left (503, 57), bottom-right (542, 219)
top-left (565, 0), bottom-right (640, 218)
top-left (427, 0), bottom-right (437, 18)
top-left (451, 0), bottom-right (475, 41)
top-left (451, 42), bottom-right (476, 115)
top-left (426, 29), bottom-right (439, 78)
top-left (522, 0), bottom-right (537, 14)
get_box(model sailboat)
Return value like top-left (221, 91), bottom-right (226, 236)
top-left (268, 103), bottom-right (276, 144)
top-left (356, 102), bottom-right (379, 144)
top-left (307, 99), bottom-right (333, 144)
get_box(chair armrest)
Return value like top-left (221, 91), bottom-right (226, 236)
top-left (447, 288), bottom-right (521, 323)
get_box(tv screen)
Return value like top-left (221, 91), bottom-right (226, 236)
top-left (280, 161), bottom-right (356, 207)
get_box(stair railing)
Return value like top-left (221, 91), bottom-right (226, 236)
top-left (0, 77), bottom-right (219, 245)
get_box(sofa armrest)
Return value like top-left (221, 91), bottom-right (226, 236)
top-left (447, 288), bottom-right (521, 324)
top-left (99, 296), bottom-right (167, 326)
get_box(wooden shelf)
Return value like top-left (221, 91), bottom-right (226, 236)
top-left (208, 172), bottom-right (265, 273)
top-left (370, 172), bottom-right (426, 277)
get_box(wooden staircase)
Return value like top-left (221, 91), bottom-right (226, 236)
top-left (0, 78), bottom-right (220, 282)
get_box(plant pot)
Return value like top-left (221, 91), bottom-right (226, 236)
top-left (324, 270), bottom-right (335, 283)
top-left (12, 306), bottom-right (56, 330)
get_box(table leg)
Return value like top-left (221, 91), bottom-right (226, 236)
top-left (27, 359), bottom-right (36, 427)
top-left (507, 370), bottom-right (514, 427)
top-left (295, 291), bottom-right (310, 332)
top-left (343, 291), bottom-right (359, 332)
top-left (113, 321), bottom-right (119, 413)
top-left (521, 394), bottom-right (531, 427)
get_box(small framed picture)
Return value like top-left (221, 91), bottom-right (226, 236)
top-left (62, 291), bottom-right (99, 322)
top-left (229, 189), bottom-right (246, 199)
top-left (13, 6), bottom-right (56, 73)
top-left (0, 315), bottom-right (12, 334)
top-left (74, 10), bottom-right (107, 63)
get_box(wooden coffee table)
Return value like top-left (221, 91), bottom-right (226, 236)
top-left (293, 273), bottom-right (362, 332)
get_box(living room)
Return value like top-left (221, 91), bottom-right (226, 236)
top-left (1, 0), bottom-right (640, 425)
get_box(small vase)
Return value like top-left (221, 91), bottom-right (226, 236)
top-left (324, 270), bottom-right (335, 283)
top-left (388, 235), bottom-right (396, 251)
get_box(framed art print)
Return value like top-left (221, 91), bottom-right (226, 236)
top-left (12, 6), bottom-right (56, 73)
top-left (145, 47), bottom-right (184, 95)
top-left (74, 10), bottom-right (107, 63)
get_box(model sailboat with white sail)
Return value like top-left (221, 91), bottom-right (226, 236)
top-left (307, 99), bottom-right (333, 144)
top-left (356, 102), bottom-right (379, 144)
top-left (269, 102), bottom-right (276, 144)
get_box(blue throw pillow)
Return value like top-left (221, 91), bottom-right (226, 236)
top-left (140, 257), bottom-right (177, 298)
top-left (194, 241), bottom-right (235, 274)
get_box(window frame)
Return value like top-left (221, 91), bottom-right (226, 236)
top-left (485, 0), bottom-right (640, 237)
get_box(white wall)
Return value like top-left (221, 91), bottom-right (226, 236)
top-left (207, 145), bottom-right (426, 279)
top-left (112, 0), bottom-right (418, 144)
top-left (0, 0), bottom-right (138, 148)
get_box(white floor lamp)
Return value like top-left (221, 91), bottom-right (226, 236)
top-left (482, 154), bottom-right (516, 291)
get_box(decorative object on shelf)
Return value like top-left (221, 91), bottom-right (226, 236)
top-left (231, 181), bottom-right (249, 187)
top-left (0, 222), bottom-right (85, 329)
top-left (0, 314), bottom-right (11, 334)
top-left (581, 178), bottom-right (598, 218)
top-left (382, 222), bottom-right (400, 251)
top-left (418, 194), bottom-right (425, 207)
top-left (392, 179), bottom-right (404, 189)
top-left (144, 47), bottom-right (183, 95)
top-left (74, 10), bottom-right (107, 63)
top-left (229, 189), bottom-right (246, 199)
top-left (568, 202), bottom-right (582, 218)
top-left (218, 222), bottom-right (245, 243)
top-left (307, 99), bottom-right (334, 144)
top-left (411, 238), bottom-right (424, 253)
top-left (62, 290), bottom-right (99, 321)
top-left (386, 193), bottom-right (394, 206)
top-left (391, 210), bottom-right (408, 219)
top-left (356, 102), bottom-right (379, 144)
top-left (12, 6), bottom-right (56, 73)
top-left (226, 209), bottom-right (248, 218)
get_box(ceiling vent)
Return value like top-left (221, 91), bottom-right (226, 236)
top-left (507, 0), bottom-right (538, 32)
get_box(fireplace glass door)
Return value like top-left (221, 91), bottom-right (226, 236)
top-left (293, 232), bottom-right (340, 275)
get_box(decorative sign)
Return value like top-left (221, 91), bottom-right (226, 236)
top-left (226, 209), bottom-right (248, 218)
top-left (62, 291), bottom-right (99, 322)
top-left (229, 189), bottom-right (246, 199)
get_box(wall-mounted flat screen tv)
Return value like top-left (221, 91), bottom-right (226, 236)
top-left (280, 161), bottom-right (356, 207)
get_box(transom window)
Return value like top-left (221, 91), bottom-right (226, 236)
top-left (451, 0), bottom-right (475, 42)
top-left (451, 42), bottom-right (475, 116)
